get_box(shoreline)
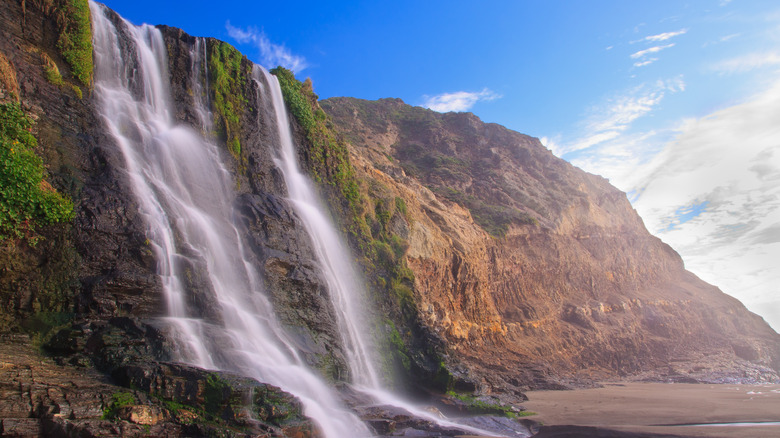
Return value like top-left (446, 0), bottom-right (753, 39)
top-left (521, 382), bottom-right (780, 438)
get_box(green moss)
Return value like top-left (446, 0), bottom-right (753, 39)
top-left (21, 311), bottom-right (73, 349)
top-left (445, 391), bottom-right (534, 418)
top-left (0, 102), bottom-right (74, 242)
top-left (431, 360), bottom-right (453, 392)
top-left (394, 197), bottom-right (408, 218)
top-left (382, 319), bottom-right (411, 374)
top-left (204, 373), bottom-right (230, 415)
top-left (71, 84), bottom-right (83, 99)
top-left (43, 64), bottom-right (64, 86)
top-left (207, 40), bottom-right (248, 158)
top-left (102, 392), bottom-right (136, 420)
top-left (55, 0), bottom-right (93, 88)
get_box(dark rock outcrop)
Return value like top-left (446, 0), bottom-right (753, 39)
top-left (0, 333), bottom-right (315, 437)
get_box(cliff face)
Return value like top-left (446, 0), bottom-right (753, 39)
top-left (322, 97), bottom-right (780, 391)
top-left (2, 0), bottom-right (780, 435)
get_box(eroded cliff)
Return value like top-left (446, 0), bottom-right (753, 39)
top-left (322, 97), bottom-right (780, 392)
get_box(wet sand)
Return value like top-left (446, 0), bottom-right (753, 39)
top-left (522, 382), bottom-right (780, 437)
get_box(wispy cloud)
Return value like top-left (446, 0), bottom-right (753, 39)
top-left (421, 88), bottom-right (501, 112)
top-left (643, 29), bottom-right (688, 42)
top-left (226, 22), bottom-right (308, 72)
top-left (630, 43), bottom-right (676, 59)
top-left (558, 78), bottom-right (685, 157)
top-left (633, 58), bottom-right (658, 68)
top-left (713, 51), bottom-right (780, 74)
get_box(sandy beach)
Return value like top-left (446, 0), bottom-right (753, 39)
top-left (520, 382), bottom-right (780, 437)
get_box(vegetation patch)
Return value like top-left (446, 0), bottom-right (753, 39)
top-left (20, 311), bottom-right (73, 349)
top-left (56, 0), bottom-right (93, 87)
top-left (446, 391), bottom-right (535, 419)
top-left (30, 0), bottom-right (94, 87)
top-left (203, 373), bottom-right (230, 416)
top-left (0, 102), bottom-right (74, 243)
top-left (207, 40), bottom-right (249, 158)
top-left (102, 392), bottom-right (136, 420)
top-left (43, 63), bottom-right (64, 87)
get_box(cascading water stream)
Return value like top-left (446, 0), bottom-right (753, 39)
top-left (256, 67), bottom-right (505, 437)
top-left (255, 66), bottom-right (380, 389)
top-left (89, 3), bottom-right (369, 436)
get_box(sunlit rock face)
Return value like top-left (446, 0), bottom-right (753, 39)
top-left (322, 96), bottom-right (780, 391)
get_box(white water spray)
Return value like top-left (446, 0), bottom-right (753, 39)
top-left (89, 3), bottom-right (369, 436)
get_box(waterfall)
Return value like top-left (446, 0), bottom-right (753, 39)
top-left (89, 3), bottom-right (369, 436)
top-left (256, 67), bottom-right (506, 437)
top-left (255, 66), bottom-right (381, 389)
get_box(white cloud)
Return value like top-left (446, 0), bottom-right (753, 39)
top-left (226, 22), bottom-right (308, 72)
top-left (630, 77), bottom-right (780, 331)
top-left (630, 43), bottom-right (676, 59)
top-left (421, 88), bottom-right (501, 113)
top-left (713, 51), bottom-right (780, 74)
top-left (643, 29), bottom-right (688, 42)
top-left (540, 136), bottom-right (562, 155)
top-left (556, 78), bottom-right (684, 157)
top-left (633, 58), bottom-right (658, 68)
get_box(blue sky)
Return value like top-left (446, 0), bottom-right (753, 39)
top-left (99, 0), bottom-right (780, 331)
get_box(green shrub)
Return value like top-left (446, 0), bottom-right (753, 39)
top-left (0, 103), bottom-right (74, 242)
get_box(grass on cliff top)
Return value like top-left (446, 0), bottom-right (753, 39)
top-left (0, 102), bottom-right (74, 243)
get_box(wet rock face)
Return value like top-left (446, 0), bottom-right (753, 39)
top-left (1, 2), bottom-right (346, 434)
top-left (154, 26), bottom-right (348, 378)
top-left (0, 0), bottom-right (347, 370)
top-left (0, 0), bottom-right (162, 321)
top-left (322, 97), bottom-right (780, 389)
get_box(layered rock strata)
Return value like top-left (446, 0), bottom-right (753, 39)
top-left (322, 97), bottom-right (780, 391)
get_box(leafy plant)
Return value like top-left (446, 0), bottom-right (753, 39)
top-left (0, 103), bottom-right (74, 242)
